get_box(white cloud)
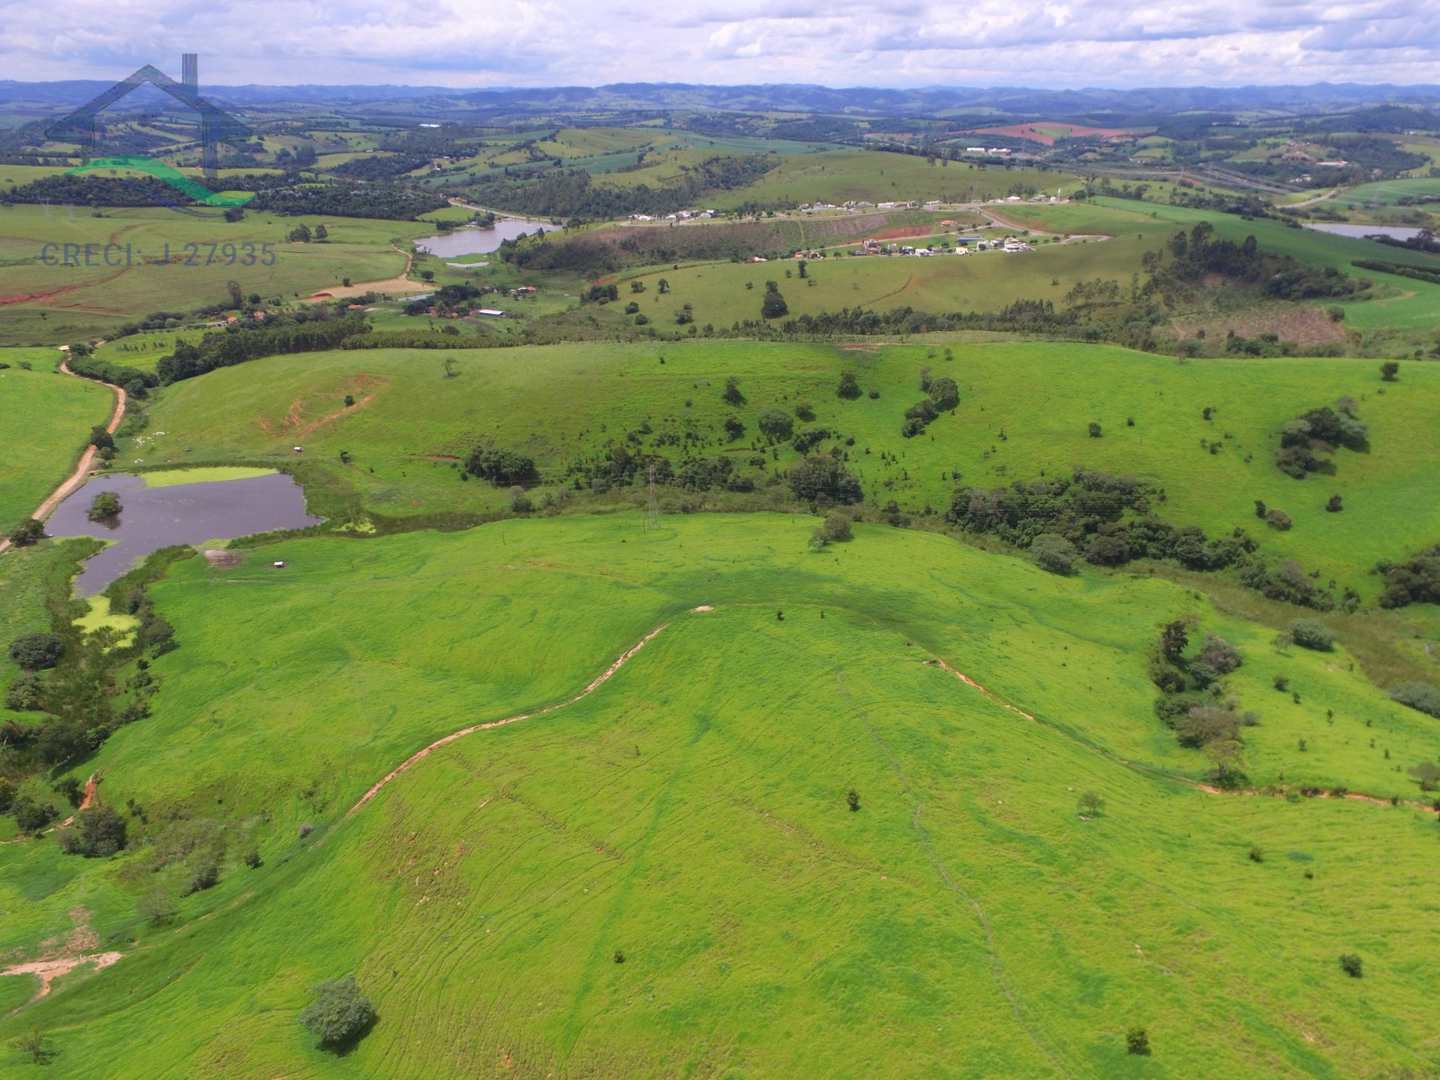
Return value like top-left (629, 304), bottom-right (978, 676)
top-left (0, 0), bottom-right (1437, 86)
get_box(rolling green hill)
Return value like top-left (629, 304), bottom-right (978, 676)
top-left (2, 514), bottom-right (1436, 1076)
top-left (123, 339), bottom-right (1440, 601)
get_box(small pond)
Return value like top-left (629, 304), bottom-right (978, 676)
top-left (1303, 223), bottom-right (1428, 241)
top-left (48, 472), bottom-right (321, 595)
top-left (415, 217), bottom-right (559, 257)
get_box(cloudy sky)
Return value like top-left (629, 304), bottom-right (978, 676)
top-left (2, 0), bottom-right (1438, 88)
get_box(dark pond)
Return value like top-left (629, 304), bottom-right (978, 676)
top-left (49, 472), bottom-right (321, 595)
top-left (415, 217), bottom-right (559, 257)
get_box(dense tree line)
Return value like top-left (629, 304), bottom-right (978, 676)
top-left (2, 175), bottom-right (187, 207)
top-left (156, 314), bottom-right (369, 383)
top-left (331, 154), bottom-right (431, 180)
top-left (1351, 258), bottom-right (1440, 286)
top-left (249, 181), bottom-right (447, 220)
top-left (458, 154), bottom-right (775, 221)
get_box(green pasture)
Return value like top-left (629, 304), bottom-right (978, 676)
top-left (0, 362), bottom-right (112, 528)
top-left (0, 204), bottom-right (429, 345)
top-left (1, 514), bottom-right (1436, 1076)
top-left (92, 329), bottom-right (205, 373)
top-left (125, 338), bottom-right (1440, 599)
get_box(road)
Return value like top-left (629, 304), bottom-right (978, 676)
top-left (0, 356), bottom-right (126, 556)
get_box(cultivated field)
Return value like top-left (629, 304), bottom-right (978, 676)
top-left (2, 513), bottom-right (1436, 1076)
top-left (0, 204), bottom-right (429, 344)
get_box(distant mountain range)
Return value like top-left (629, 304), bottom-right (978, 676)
top-left (4, 80), bottom-right (1440, 122)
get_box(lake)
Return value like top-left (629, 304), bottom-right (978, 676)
top-left (415, 217), bottom-right (559, 257)
top-left (1303, 224), bottom-right (1428, 242)
top-left (49, 472), bottom-right (321, 595)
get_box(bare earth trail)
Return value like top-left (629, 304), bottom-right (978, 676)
top-left (0, 358), bottom-right (125, 556)
top-left (346, 607), bottom-right (713, 815)
top-left (346, 603), bottom-right (1434, 825)
top-left (305, 246), bottom-right (428, 301)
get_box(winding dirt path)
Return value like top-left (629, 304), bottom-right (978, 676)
top-left (0, 358), bottom-right (125, 557)
top-left (304, 246), bottom-right (428, 301)
top-left (346, 606), bottom-right (713, 816)
top-left (926, 654), bottom-right (1439, 815)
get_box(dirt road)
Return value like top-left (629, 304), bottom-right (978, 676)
top-left (0, 357), bottom-right (126, 556)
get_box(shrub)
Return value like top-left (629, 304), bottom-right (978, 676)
top-left (5, 673), bottom-right (44, 711)
top-left (1088, 421), bottom-right (1102, 438)
top-left (837, 371), bottom-right (862, 399)
top-left (10, 796), bottom-right (58, 833)
top-left (57, 806), bottom-right (128, 857)
top-left (723, 416), bottom-right (745, 442)
top-left (1030, 533), bottom-right (1078, 575)
top-left (183, 856), bottom-right (220, 895)
top-left (1248, 845), bottom-right (1264, 863)
top-left (794, 401), bottom-right (816, 422)
top-left (846, 789), bottom-right (861, 812)
top-left (1380, 361), bottom-right (1399, 382)
top-left (8, 634), bottom-right (62, 672)
top-left (722, 376), bottom-right (745, 405)
top-left (927, 376), bottom-right (959, 411)
top-left (8, 519), bottom-right (45, 546)
top-left (1390, 682), bottom-right (1440, 718)
top-left (1289, 620), bottom-right (1335, 652)
top-left (1076, 791), bottom-right (1105, 818)
top-left (299, 975), bottom-right (376, 1048)
top-left (758, 409), bottom-right (793, 440)
top-left (1126, 1028), bottom-right (1150, 1056)
top-left (1195, 634), bottom-right (1243, 676)
top-left (87, 491), bottom-right (122, 521)
top-left (1338, 953), bottom-right (1363, 978)
top-left (817, 511), bottom-right (853, 543)
top-left (1264, 508), bottom-right (1292, 531)
top-left (1325, 494), bottom-right (1343, 512)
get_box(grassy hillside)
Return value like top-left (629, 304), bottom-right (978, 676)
top-left (707, 150), bottom-right (1080, 208)
top-left (0, 204), bottom-right (430, 345)
top-left (2, 514), bottom-right (1436, 1076)
top-left (0, 361), bottom-right (112, 528)
top-left (125, 339), bottom-right (1440, 599)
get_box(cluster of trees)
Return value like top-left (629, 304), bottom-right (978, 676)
top-left (1377, 544), bottom-right (1440, 609)
top-left (1148, 617), bottom-right (1252, 783)
top-left (1150, 222), bottom-right (1365, 302)
top-left (156, 313), bottom-right (368, 383)
top-left (2, 175), bottom-right (189, 207)
top-left (1274, 398), bottom-right (1368, 479)
top-left (332, 154), bottom-right (430, 180)
top-left (1352, 258), bottom-right (1440, 286)
top-left (460, 154), bottom-right (775, 221)
top-left (901, 372), bottom-right (959, 437)
top-left (788, 456), bottom-right (862, 506)
top-left (250, 181), bottom-right (446, 219)
top-left (464, 447), bottom-right (539, 487)
top-left (945, 469), bottom-right (1345, 610)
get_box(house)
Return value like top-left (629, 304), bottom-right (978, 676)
top-left (512, 285), bottom-right (537, 296)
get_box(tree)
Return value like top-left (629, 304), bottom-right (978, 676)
top-left (10, 1027), bottom-right (53, 1065)
top-left (1077, 791), bottom-right (1105, 818)
top-left (1338, 953), bottom-right (1363, 978)
top-left (313, 224), bottom-right (328, 241)
top-left (657, 278), bottom-right (670, 294)
top-left (9, 633), bottom-right (62, 671)
top-left (723, 416), bottom-right (745, 442)
top-left (846, 789), bottom-right (860, 812)
top-left (58, 806), bottom-right (127, 857)
top-left (299, 975), bottom-right (376, 1049)
top-left (287, 224), bottom-right (312, 243)
top-left (761, 281), bottom-right (789, 320)
top-left (1325, 494), bottom-right (1343, 512)
top-left (89, 425), bottom-right (114, 451)
top-left (837, 371), bottom-right (861, 399)
top-left (10, 796), bottom-right (58, 833)
top-left (465, 447), bottom-right (538, 487)
top-left (87, 491), bottom-right (121, 522)
top-left (8, 519), bottom-right (44, 546)
top-left (1088, 421), bottom-right (1103, 438)
top-left (1031, 533), bottom-right (1078, 575)
top-left (758, 409), bottom-right (793, 440)
top-left (1126, 1028), bottom-right (1151, 1056)
top-left (1159, 619), bottom-right (1189, 664)
top-left (1380, 361), bottom-right (1399, 382)
top-left (1289, 619), bottom-right (1335, 652)
top-left (722, 376), bottom-right (744, 406)
top-left (226, 280), bottom-right (243, 309)
top-left (797, 260), bottom-right (808, 279)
